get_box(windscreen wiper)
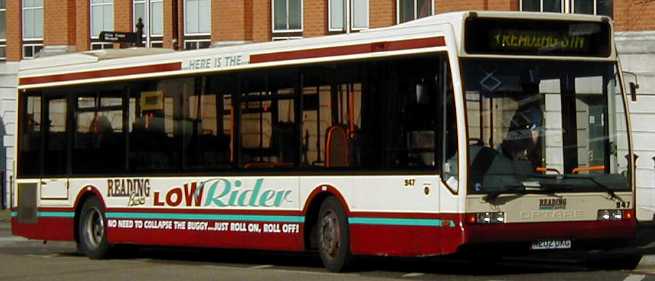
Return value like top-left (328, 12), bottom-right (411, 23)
top-left (561, 174), bottom-right (624, 202)
top-left (483, 184), bottom-right (534, 202)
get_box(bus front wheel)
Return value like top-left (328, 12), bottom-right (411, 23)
top-left (77, 197), bottom-right (111, 259)
top-left (317, 197), bottom-right (353, 272)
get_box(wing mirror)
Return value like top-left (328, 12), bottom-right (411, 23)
top-left (623, 71), bottom-right (639, 102)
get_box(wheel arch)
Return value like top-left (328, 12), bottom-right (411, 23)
top-left (73, 185), bottom-right (105, 243)
top-left (302, 185), bottom-right (350, 250)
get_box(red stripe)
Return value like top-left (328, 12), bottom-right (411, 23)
top-left (11, 217), bottom-right (74, 241)
top-left (350, 212), bottom-right (460, 219)
top-left (250, 37), bottom-right (445, 64)
top-left (464, 220), bottom-right (636, 243)
top-left (108, 222), bottom-right (305, 251)
top-left (19, 62), bottom-right (182, 86)
top-left (350, 223), bottom-right (463, 256)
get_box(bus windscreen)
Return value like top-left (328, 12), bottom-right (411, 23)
top-left (465, 17), bottom-right (611, 57)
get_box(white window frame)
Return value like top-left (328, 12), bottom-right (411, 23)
top-left (570, 0), bottom-right (599, 15)
top-left (519, 0), bottom-right (564, 12)
top-left (90, 0), bottom-right (114, 39)
top-left (271, 0), bottom-right (304, 33)
top-left (150, 40), bottom-right (163, 48)
top-left (520, 0), bottom-right (605, 15)
top-left (395, 0), bottom-right (435, 24)
top-left (328, 0), bottom-right (369, 32)
top-left (90, 42), bottom-right (114, 50)
top-left (350, 0), bottom-right (369, 31)
top-left (184, 0), bottom-right (211, 36)
top-left (328, 0), bottom-right (346, 32)
top-left (22, 43), bottom-right (43, 59)
top-left (133, 0), bottom-right (164, 47)
top-left (271, 36), bottom-right (303, 41)
top-left (22, 0), bottom-right (43, 41)
top-left (184, 38), bottom-right (212, 50)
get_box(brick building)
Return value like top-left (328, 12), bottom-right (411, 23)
top-left (0, 0), bottom-right (654, 211)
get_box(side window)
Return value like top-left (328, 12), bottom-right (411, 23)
top-left (73, 93), bottom-right (125, 174)
top-left (184, 76), bottom-right (235, 170)
top-left (44, 95), bottom-right (68, 176)
top-left (239, 70), bottom-right (299, 168)
top-left (301, 55), bottom-right (448, 171)
top-left (18, 94), bottom-right (41, 177)
top-left (129, 79), bottom-right (188, 172)
top-left (300, 68), bottom-right (333, 167)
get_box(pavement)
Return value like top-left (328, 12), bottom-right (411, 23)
top-left (0, 209), bottom-right (8, 222)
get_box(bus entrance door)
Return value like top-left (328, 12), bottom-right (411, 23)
top-left (40, 94), bottom-right (69, 201)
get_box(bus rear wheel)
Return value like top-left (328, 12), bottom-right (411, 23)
top-left (77, 197), bottom-right (111, 259)
top-left (317, 197), bottom-right (353, 272)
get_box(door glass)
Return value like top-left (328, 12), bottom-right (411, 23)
top-left (19, 95), bottom-right (41, 177)
top-left (44, 96), bottom-right (67, 175)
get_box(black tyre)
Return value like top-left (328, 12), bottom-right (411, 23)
top-left (77, 197), bottom-right (111, 259)
top-left (317, 197), bottom-right (353, 272)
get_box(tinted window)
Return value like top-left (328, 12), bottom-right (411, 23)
top-left (73, 93), bottom-right (125, 174)
top-left (44, 96), bottom-right (68, 175)
top-left (239, 70), bottom-right (299, 168)
top-left (129, 79), bottom-right (187, 172)
top-left (18, 94), bottom-right (41, 177)
top-left (184, 76), bottom-right (235, 170)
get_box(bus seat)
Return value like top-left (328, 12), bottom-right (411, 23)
top-left (325, 126), bottom-right (349, 168)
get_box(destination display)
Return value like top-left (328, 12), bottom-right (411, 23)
top-left (465, 17), bottom-right (611, 57)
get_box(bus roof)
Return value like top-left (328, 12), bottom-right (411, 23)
top-left (18, 11), bottom-right (614, 89)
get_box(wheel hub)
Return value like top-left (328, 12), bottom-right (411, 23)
top-left (319, 210), bottom-right (340, 258)
top-left (84, 208), bottom-right (104, 248)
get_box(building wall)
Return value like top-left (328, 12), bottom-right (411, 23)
top-left (252, 0), bottom-right (271, 42)
top-left (214, 0), bottom-right (247, 42)
top-left (5, 0), bottom-right (655, 57)
top-left (6, 0), bottom-right (21, 61)
top-left (370, 0), bottom-right (395, 27)
top-left (44, 0), bottom-right (76, 47)
top-left (75, 0), bottom-right (91, 52)
top-left (614, 0), bottom-right (655, 31)
top-left (616, 31), bottom-right (655, 220)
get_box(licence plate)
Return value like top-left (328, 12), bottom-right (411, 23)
top-left (530, 239), bottom-right (572, 250)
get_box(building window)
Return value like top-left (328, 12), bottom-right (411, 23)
top-left (23, 0), bottom-right (43, 40)
top-left (184, 39), bottom-right (211, 50)
top-left (397, 0), bottom-right (433, 24)
top-left (273, 0), bottom-right (302, 33)
top-left (90, 42), bottom-right (114, 50)
top-left (90, 0), bottom-right (114, 38)
top-left (329, 0), bottom-right (369, 32)
top-left (520, 0), bottom-right (612, 17)
top-left (184, 0), bottom-right (211, 35)
top-left (22, 43), bottom-right (43, 59)
top-left (134, 0), bottom-right (164, 47)
top-left (520, 0), bottom-right (562, 12)
top-left (23, 0), bottom-right (43, 59)
top-left (0, 0), bottom-right (6, 60)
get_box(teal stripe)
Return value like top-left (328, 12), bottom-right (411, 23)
top-left (37, 211), bottom-right (75, 218)
top-left (106, 212), bottom-right (304, 223)
top-left (349, 217), bottom-right (442, 227)
top-left (10, 211), bottom-right (16, 217)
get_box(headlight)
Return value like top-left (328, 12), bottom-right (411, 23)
top-left (597, 209), bottom-right (626, 221)
top-left (466, 212), bottom-right (505, 224)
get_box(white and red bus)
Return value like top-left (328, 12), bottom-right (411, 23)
top-left (11, 11), bottom-right (638, 271)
